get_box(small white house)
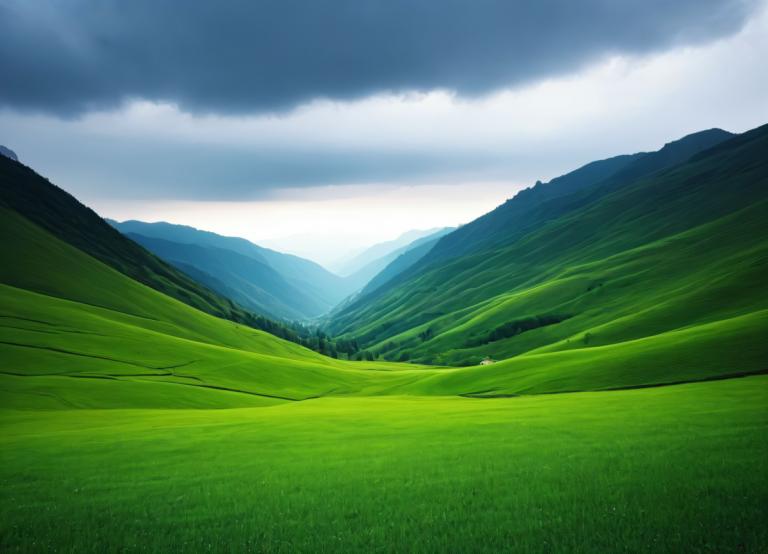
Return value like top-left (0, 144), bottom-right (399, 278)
top-left (480, 356), bottom-right (495, 366)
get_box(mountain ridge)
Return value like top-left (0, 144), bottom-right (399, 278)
top-left (109, 219), bottom-right (356, 317)
top-left (326, 125), bottom-right (764, 369)
top-left (333, 127), bottom-right (737, 323)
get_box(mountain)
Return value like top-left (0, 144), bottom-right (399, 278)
top-left (332, 128), bottom-right (736, 324)
top-left (327, 125), bottom-right (767, 375)
top-left (341, 227), bottom-right (454, 293)
top-left (124, 232), bottom-right (330, 320)
top-left (0, 154), bottom-right (318, 344)
top-left (424, 128), bottom-right (734, 265)
top-left (332, 228), bottom-right (444, 276)
top-left (0, 145), bottom-right (18, 161)
top-left (109, 220), bottom-right (350, 311)
top-left (357, 227), bottom-right (455, 296)
top-left (2, 124), bottom-right (766, 402)
top-left (111, 220), bottom-right (456, 314)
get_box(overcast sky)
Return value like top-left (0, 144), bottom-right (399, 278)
top-left (2, 0), bottom-right (767, 266)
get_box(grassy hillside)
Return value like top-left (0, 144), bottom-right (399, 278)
top-left (3, 125), bottom-right (767, 405)
top-left (331, 128), bottom-right (734, 326)
top-left (0, 207), bottom-right (436, 409)
top-left (0, 155), bottom-right (321, 346)
top-left (4, 178), bottom-right (766, 411)
top-left (328, 125), bottom-right (768, 372)
top-left (422, 128), bottom-right (733, 266)
top-left (2, 195), bottom-right (766, 408)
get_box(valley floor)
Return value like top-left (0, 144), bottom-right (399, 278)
top-left (2, 375), bottom-right (766, 553)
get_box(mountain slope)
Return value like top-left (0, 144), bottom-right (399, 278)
top-left (333, 228), bottom-right (444, 277)
top-left (0, 156), bottom-right (257, 325)
top-left (327, 125), bottom-right (767, 373)
top-left (125, 232), bottom-right (330, 320)
top-left (358, 228), bottom-right (455, 296)
top-left (0, 205), bottom-right (433, 409)
top-left (330, 127), bottom-right (737, 334)
top-left (331, 130), bottom-right (734, 326)
top-left (341, 227), bottom-right (454, 293)
top-left (420, 128), bottom-right (734, 269)
top-left (110, 219), bottom-right (350, 311)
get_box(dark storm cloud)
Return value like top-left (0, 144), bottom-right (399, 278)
top-left (0, 0), bottom-right (760, 116)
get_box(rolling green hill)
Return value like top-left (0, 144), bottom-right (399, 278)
top-left (3, 377), bottom-right (766, 552)
top-left (0, 205), bottom-right (440, 409)
top-left (328, 125), bottom-right (768, 377)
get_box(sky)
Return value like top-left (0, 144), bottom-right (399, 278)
top-left (1, 0), bottom-right (767, 267)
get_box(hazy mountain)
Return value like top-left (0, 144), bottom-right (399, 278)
top-left (340, 227), bottom-right (454, 293)
top-left (333, 228), bottom-right (444, 277)
top-left (109, 220), bottom-right (352, 313)
top-left (356, 228), bottom-right (455, 296)
top-left (125, 232), bottom-right (331, 320)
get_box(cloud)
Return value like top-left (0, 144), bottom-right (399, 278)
top-left (4, 5), bottom-right (767, 204)
top-left (0, 0), bottom-right (761, 116)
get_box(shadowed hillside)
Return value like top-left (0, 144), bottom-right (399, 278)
top-left (110, 219), bottom-right (352, 315)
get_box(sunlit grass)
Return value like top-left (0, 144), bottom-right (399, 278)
top-left (2, 377), bottom-right (767, 552)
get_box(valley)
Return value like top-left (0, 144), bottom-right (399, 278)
top-left (1, 123), bottom-right (767, 551)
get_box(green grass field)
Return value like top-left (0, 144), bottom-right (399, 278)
top-left (2, 377), bottom-right (767, 552)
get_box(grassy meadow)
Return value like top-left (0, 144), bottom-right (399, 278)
top-left (3, 377), bottom-right (767, 553)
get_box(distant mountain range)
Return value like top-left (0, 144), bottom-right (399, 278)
top-left (357, 228), bottom-right (455, 296)
top-left (338, 227), bottom-right (454, 294)
top-left (108, 220), bottom-right (452, 321)
top-left (333, 228), bottom-right (445, 276)
top-left (108, 220), bottom-right (349, 320)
